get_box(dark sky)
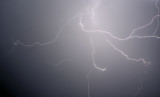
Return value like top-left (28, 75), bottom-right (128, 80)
top-left (0, 0), bottom-right (160, 97)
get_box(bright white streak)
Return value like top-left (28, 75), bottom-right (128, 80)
top-left (80, 14), bottom-right (160, 41)
top-left (14, 14), bottom-right (80, 47)
top-left (106, 39), bottom-right (150, 64)
top-left (86, 65), bottom-right (92, 97)
top-left (90, 37), bottom-right (106, 71)
top-left (80, 0), bottom-right (160, 40)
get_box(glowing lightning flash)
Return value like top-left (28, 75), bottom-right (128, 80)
top-left (7, 0), bottom-right (160, 97)
top-left (80, 0), bottom-right (160, 70)
top-left (10, 0), bottom-right (160, 71)
top-left (80, 0), bottom-right (159, 97)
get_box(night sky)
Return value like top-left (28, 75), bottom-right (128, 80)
top-left (0, 0), bottom-right (160, 97)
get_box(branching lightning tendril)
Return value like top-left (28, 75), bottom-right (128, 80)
top-left (80, 0), bottom-right (160, 71)
top-left (80, 0), bottom-right (159, 97)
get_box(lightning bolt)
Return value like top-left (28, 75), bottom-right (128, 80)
top-left (80, 0), bottom-right (160, 69)
top-left (11, 0), bottom-right (159, 70)
top-left (90, 37), bottom-right (106, 71)
top-left (80, 0), bottom-right (159, 97)
top-left (5, 0), bottom-right (160, 97)
top-left (13, 13), bottom-right (79, 47)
